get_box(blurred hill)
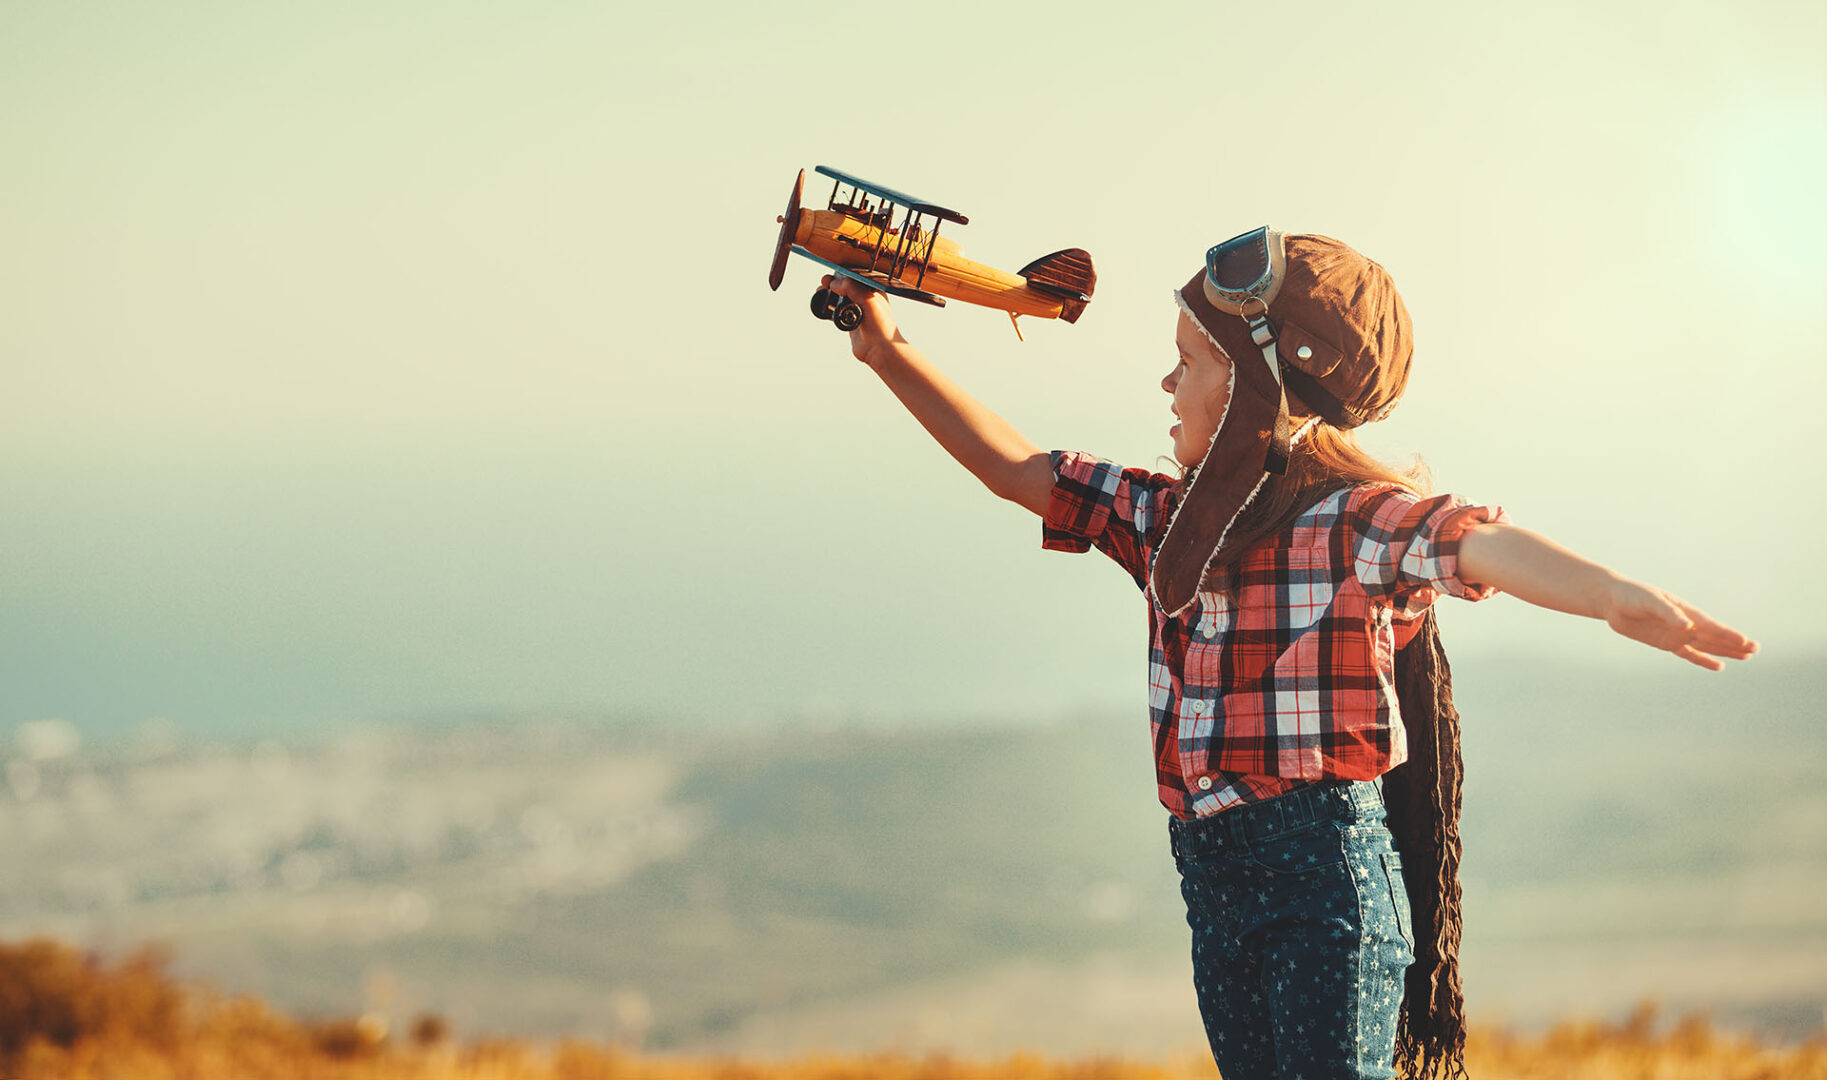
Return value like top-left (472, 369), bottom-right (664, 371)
top-left (1, 656), bottom-right (1821, 1055)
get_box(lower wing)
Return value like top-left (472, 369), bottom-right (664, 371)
top-left (790, 248), bottom-right (947, 308)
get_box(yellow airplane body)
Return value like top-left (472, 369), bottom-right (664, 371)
top-left (794, 208), bottom-right (1081, 321)
top-left (769, 167), bottom-right (1095, 333)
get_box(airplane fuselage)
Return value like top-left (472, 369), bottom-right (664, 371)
top-left (794, 209), bottom-right (1072, 320)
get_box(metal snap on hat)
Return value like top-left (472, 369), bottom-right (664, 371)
top-left (1151, 229), bottom-right (1414, 617)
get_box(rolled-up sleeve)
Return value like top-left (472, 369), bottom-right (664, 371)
top-left (1042, 450), bottom-right (1173, 589)
top-left (1346, 486), bottom-right (1509, 612)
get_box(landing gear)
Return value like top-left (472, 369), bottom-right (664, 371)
top-left (810, 287), bottom-right (863, 332)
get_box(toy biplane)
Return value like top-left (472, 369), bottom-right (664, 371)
top-left (768, 166), bottom-right (1095, 337)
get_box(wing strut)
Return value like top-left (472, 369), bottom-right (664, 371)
top-left (915, 218), bottom-right (939, 289)
top-left (869, 199), bottom-right (895, 273)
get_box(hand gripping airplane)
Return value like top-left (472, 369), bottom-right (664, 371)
top-left (767, 166), bottom-right (1096, 338)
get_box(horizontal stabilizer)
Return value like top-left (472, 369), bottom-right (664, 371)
top-left (1019, 248), bottom-right (1097, 323)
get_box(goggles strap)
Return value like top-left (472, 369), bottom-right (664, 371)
top-left (1245, 312), bottom-right (1293, 475)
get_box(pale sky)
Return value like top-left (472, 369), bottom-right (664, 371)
top-left (3, 1), bottom-right (1823, 734)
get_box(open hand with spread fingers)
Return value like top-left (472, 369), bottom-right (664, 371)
top-left (1602, 580), bottom-right (1759, 671)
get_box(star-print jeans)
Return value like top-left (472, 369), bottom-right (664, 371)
top-left (1169, 779), bottom-right (1415, 1079)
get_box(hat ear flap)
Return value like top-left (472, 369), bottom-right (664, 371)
top-left (1155, 273), bottom-right (1287, 616)
top-left (1150, 376), bottom-right (1280, 616)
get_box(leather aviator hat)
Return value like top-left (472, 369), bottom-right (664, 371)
top-left (1153, 227), bottom-right (1415, 616)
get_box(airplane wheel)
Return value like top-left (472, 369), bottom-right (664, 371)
top-left (832, 301), bottom-right (864, 332)
top-left (810, 288), bottom-right (839, 320)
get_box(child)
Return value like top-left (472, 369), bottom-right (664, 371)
top-left (813, 228), bottom-right (1755, 1080)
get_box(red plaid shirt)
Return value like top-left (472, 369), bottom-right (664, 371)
top-left (1042, 450), bottom-right (1506, 820)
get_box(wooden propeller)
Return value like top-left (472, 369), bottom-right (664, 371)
top-left (767, 169), bottom-right (805, 292)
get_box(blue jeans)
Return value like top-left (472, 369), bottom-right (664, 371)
top-left (1169, 780), bottom-right (1415, 1079)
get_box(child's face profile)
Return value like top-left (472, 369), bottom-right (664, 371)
top-left (1165, 310), bottom-right (1234, 467)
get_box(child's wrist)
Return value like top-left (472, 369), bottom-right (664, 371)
top-left (860, 335), bottom-right (911, 372)
top-left (1595, 571), bottom-right (1644, 622)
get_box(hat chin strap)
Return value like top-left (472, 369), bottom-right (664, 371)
top-left (1240, 301), bottom-right (1293, 476)
top-left (1203, 228), bottom-right (1293, 474)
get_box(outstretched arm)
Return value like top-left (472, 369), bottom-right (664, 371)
top-left (1456, 523), bottom-right (1758, 670)
top-left (824, 275), bottom-right (1054, 516)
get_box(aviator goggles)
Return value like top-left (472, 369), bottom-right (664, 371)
top-left (1203, 226), bottom-right (1288, 316)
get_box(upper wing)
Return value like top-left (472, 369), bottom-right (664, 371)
top-left (814, 165), bottom-right (968, 226)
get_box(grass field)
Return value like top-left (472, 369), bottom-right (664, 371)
top-left (5, 939), bottom-right (1825, 1080)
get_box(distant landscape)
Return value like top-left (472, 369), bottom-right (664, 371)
top-left (3, 656), bottom-right (1822, 1056)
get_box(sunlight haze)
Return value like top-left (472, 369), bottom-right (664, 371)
top-left (3, 0), bottom-right (1821, 732)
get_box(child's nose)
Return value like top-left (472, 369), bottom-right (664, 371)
top-left (1161, 368), bottom-right (1177, 394)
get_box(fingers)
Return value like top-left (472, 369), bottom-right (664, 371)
top-left (1672, 643), bottom-right (1727, 672)
top-left (823, 275), bottom-right (878, 302)
top-left (1609, 607), bottom-right (1752, 672)
top-left (1671, 598), bottom-right (1759, 657)
top-left (1645, 615), bottom-right (1755, 666)
top-left (1645, 595), bottom-right (1758, 661)
top-left (1609, 581), bottom-right (1759, 669)
top-left (1690, 630), bottom-right (1758, 660)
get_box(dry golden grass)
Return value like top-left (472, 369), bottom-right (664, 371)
top-left (3, 938), bottom-right (1823, 1079)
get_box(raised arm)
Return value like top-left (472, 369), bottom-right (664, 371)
top-left (824, 275), bottom-right (1054, 516)
top-left (1456, 522), bottom-right (1758, 671)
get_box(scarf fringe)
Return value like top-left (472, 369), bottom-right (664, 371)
top-left (1387, 610), bottom-right (1469, 1080)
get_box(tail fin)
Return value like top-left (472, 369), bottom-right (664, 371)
top-left (1019, 248), bottom-right (1096, 323)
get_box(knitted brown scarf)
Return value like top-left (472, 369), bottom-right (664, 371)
top-left (1386, 609), bottom-right (1468, 1080)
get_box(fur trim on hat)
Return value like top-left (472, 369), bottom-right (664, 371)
top-left (1156, 290), bottom-right (1269, 617)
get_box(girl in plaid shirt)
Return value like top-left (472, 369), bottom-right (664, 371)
top-left (816, 229), bottom-right (1754, 1079)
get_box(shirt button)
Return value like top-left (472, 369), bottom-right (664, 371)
top-left (1197, 776), bottom-right (1214, 791)
top-left (1202, 621), bottom-right (1219, 639)
top-left (1190, 700), bottom-right (1209, 714)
